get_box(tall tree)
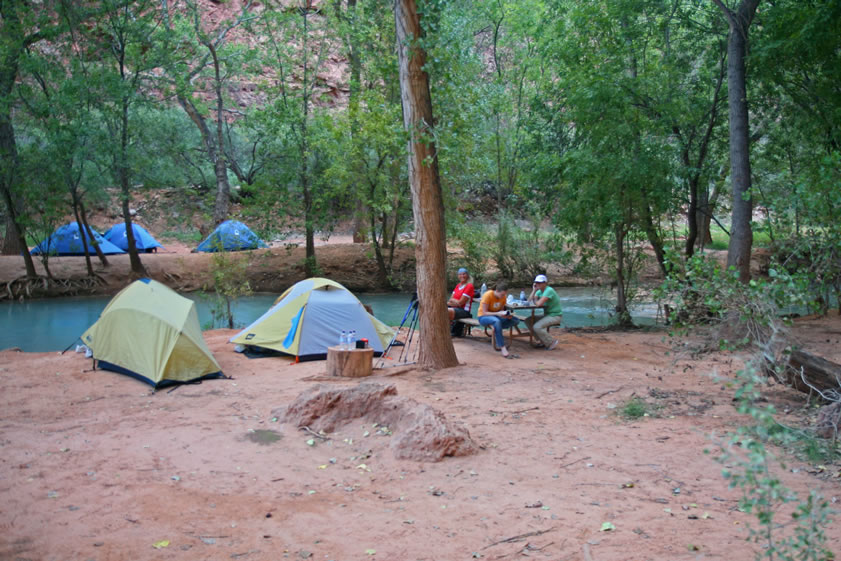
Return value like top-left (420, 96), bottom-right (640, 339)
top-left (259, 0), bottom-right (337, 276)
top-left (713, 0), bottom-right (761, 282)
top-left (92, 0), bottom-right (170, 276)
top-left (0, 0), bottom-right (61, 276)
top-left (163, 0), bottom-right (258, 225)
top-left (394, 0), bottom-right (458, 369)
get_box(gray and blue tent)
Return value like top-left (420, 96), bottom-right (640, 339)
top-left (30, 222), bottom-right (125, 256)
top-left (229, 278), bottom-right (394, 361)
top-left (104, 223), bottom-right (163, 252)
top-left (195, 220), bottom-right (267, 252)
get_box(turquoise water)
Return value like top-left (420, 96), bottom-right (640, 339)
top-left (0, 288), bottom-right (657, 352)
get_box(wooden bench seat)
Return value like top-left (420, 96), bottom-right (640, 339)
top-left (457, 317), bottom-right (561, 349)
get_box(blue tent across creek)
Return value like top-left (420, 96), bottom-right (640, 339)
top-left (30, 222), bottom-right (125, 256)
top-left (103, 223), bottom-right (164, 253)
top-left (194, 220), bottom-right (268, 252)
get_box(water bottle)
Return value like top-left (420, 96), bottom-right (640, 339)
top-left (349, 330), bottom-right (357, 348)
top-left (480, 282), bottom-right (488, 295)
top-left (520, 290), bottom-right (526, 302)
top-left (340, 330), bottom-right (347, 349)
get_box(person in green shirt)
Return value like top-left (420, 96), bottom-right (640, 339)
top-left (526, 274), bottom-right (562, 350)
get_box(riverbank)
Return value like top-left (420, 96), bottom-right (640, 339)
top-left (0, 236), bottom-right (625, 301)
top-left (1, 314), bottom-right (839, 560)
top-left (0, 242), bottom-right (419, 300)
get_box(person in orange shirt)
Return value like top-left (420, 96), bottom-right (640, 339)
top-left (477, 281), bottom-right (520, 359)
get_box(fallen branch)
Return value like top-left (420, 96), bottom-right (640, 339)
top-left (482, 527), bottom-right (555, 550)
top-left (300, 426), bottom-right (331, 440)
top-left (595, 387), bottom-right (622, 400)
top-left (489, 407), bottom-right (540, 416)
top-left (560, 456), bottom-right (591, 469)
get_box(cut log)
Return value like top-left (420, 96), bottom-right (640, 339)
top-left (326, 346), bottom-right (373, 378)
top-left (787, 349), bottom-right (841, 395)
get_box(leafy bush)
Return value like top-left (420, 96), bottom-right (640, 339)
top-left (449, 215), bottom-right (569, 287)
top-left (656, 251), bottom-right (813, 361)
top-left (716, 365), bottom-right (836, 561)
top-left (202, 247), bottom-right (253, 329)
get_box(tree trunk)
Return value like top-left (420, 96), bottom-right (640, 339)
top-left (685, 173), bottom-right (699, 257)
top-left (71, 195), bottom-right (94, 277)
top-left (79, 202), bottom-right (108, 267)
top-left (614, 224), bottom-right (633, 327)
top-left (714, 0), bottom-right (760, 282)
top-left (787, 349), bottom-right (841, 396)
top-left (0, 1), bottom-right (37, 275)
top-left (640, 187), bottom-right (667, 277)
top-left (345, 0), bottom-right (368, 245)
top-left (301, 141), bottom-right (316, 277)
top-left (696, 180), bottom-right (710, 250)
top-left (212, 156), bottom-right (231, 224)
top-left (209, 42), bottom-right (231, 225)
top-left (394, 0), bottom-right (458, 369)
top-left (369, 200), bottom-right (389, 286)
top-left (300, 6), bottom-right (316, 277)
top-left (119, 100), bottom-right (145, 275)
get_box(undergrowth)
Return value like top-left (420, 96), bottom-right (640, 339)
top-left (716, 365), bottom-right (836, 560)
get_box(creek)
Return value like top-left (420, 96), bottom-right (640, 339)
top-left (2, 287), bottom-right (658, 352)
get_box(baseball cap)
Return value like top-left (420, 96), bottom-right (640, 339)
top-left (534, 274), bottom-right (548, 283)
top-left (457, 268), bottom-right (469, 274)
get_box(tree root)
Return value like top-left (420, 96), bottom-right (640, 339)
top-left (1, 274), bottom-right (106, 301)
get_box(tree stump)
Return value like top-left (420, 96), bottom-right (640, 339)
top-left (326, 346), bottom-right (373, 378)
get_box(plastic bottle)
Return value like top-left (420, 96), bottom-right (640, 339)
top-left (480, 282), bottom-right (488, 295)
top-left (340, 330), bottom-right (347, 349)
top-left (349, 330), bottom-right (357, 349)
top-left (520, 290), bottom-right (526, 302)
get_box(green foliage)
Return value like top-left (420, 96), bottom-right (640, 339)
top-left (656, 251), bottom-right (814, 353)
top-left (717, 366), bottom-right (836, 561)
top-left (202, 247), bottom-right (253, 330)
top-left (159, 228), bottom-right (202, 244)
top-left (449, 221), bottom-right (494, 283)
top-left (619, 397), bottom-right (650, 420)
top-left (450, 212), bottom-right (568, 286)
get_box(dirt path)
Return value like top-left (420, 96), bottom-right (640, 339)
top-left (1, 316), bottom-right (839, 560)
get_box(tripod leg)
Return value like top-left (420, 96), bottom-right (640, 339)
top-left (402, 305), bottom-right (420, 362)
top-left (376, 300), bottom-right (417, 368)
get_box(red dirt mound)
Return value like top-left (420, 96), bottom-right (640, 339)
top-left (278, 382), bottom-right (479, 461)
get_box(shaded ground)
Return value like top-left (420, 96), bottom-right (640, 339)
top-left (1, 315), bottom-right (839, 561)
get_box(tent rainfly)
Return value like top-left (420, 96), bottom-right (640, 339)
top-left (82, 279), bottom-right (223, 388)
top-left (229, 278), bottom-right (394, 361)
top-left (104, 223), bottom-right (164, 252)
top-left (194, 220), bottom-right (267, 252)
top-left (30, 222), bottom-right (125, 256)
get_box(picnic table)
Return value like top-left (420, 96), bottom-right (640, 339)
top-left (506, 302), bottom-right (545, 347)
top-left (458, 301), bottom-right (548, 348)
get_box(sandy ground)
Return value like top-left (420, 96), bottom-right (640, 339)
top-left (1, 315), bottom-right (840, 561)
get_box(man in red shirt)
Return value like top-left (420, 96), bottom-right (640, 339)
top-left (447, 267), bottom-right (475, 337)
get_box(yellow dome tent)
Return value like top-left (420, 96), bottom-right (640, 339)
top-left (230, 278), bottom-right (394, 360)
top-left (82, 279), bottom-right (222, 388)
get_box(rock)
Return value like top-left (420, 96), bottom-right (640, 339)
top-left (279, 383), bottom-right (478, 462)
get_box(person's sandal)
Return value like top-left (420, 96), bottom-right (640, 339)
top-left (547, 340), bottom-right (559, 351)
top-left (504, 353), bottom-right (520, 359)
